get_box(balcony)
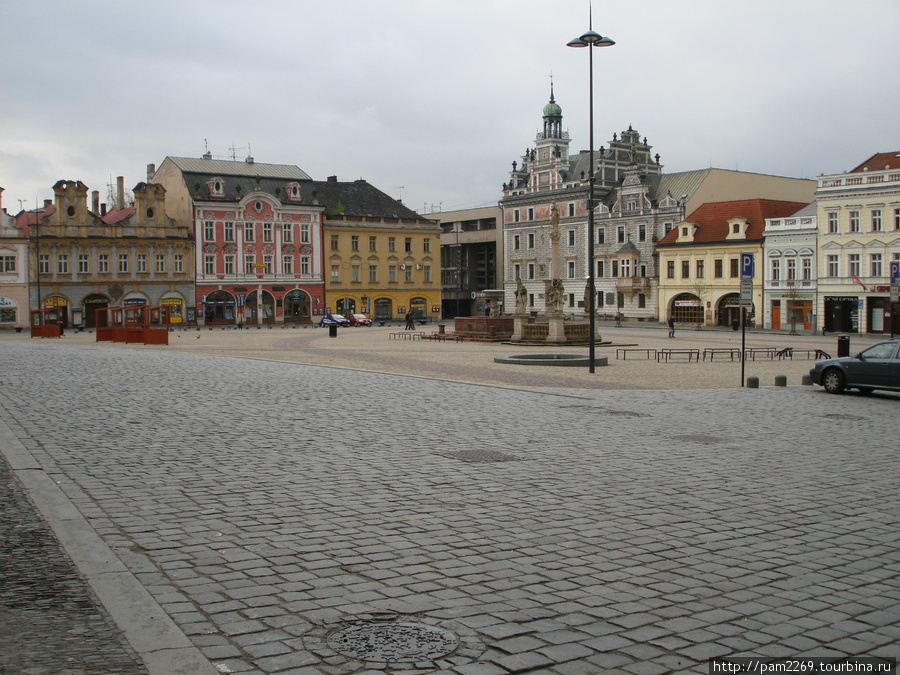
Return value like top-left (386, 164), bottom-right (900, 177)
top-left (615, 276), bottom-right (651, 297)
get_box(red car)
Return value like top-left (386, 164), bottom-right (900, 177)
top-left (348, 313), bottom-right (373, 326)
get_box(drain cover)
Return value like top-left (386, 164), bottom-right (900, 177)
top-left (327, 621), bottom-right (459, 662)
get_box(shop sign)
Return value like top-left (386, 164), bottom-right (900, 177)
top-left (824, 297), bottom-right (858, 302)
top-left (674, 300), bottom-right (701, 307)
top-left (0, 296), bottom-right (16, 307)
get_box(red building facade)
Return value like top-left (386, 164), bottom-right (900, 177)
top-left (152, 156), bottom-right (325, 325)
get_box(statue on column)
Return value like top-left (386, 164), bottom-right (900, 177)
top-left (515, 277), bottom-right (528, 315)
top-left (545, 278), bottom-right (565, 314)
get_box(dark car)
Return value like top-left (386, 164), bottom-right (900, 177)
top-left (348, 313), bottom-right (372, 326)
top-left (809, 339), bottom-right (900, 394)
top-left (320, 313), bottom-right (350, 327)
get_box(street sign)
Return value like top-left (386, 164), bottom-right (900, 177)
top-left (740, 279), bottom-right (753, 307)
top-left (890, 260), bottom-right (900, 285)
top-left (740, 253), bottom-right (754, 281)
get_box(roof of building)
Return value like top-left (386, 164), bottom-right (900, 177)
top-left (101, 207), bottom-right (135, 225)
top-left (165, 156), bottom-right (312, 181)
top-left (647, 169), bottom-right (712, 206)
top-left (657, 199), bottom-right (811, 246)
top-left (15, 204), bottom-right (56, 233)
top-left (313, 179), bottom-right (432, 222)
top-left (850, 151), bottom-right (900, 173)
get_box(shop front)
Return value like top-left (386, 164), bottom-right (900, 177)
top-left (824, 296), bottom-right (858, 333)
top-left (161, 296), bottom-right (185, 324)
top-left (283, 289), bottom-right (311, 323)
top-left (670, 293), bottom-right (703, 325)
top-left (867, 295), bottom-right (891, 334)
top-left (204, 290), bottom-right (236, 324)
top-left (0, 296), bottom-right (19, 327)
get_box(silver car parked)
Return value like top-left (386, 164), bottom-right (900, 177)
top-left (809, 339), bottom-right (900, 394)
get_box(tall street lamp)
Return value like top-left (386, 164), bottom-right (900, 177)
top-left (568, 21), bottom-right (614, 373)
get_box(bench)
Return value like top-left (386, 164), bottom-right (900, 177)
top-left (616, 348), bottom-right (657, 360)
top-left (703, 348), bottom-right (742, 361)
top-left (657, 348), bottom-right (700, 363)
top-left (776, 348), bottom-right (831, 360)
top-left (744, 347), bottom-right (778, 360)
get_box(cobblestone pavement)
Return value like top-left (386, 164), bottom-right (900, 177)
top-left (0, 339), bottom-right (898, 674)
top-left (0, 452), bottom-right (147, 674)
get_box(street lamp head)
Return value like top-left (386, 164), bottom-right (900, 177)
top-left (568, 31), bottom-right (615, 48)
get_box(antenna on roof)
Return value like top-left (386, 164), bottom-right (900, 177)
top-left (395, 186), bottom-right (404, 201)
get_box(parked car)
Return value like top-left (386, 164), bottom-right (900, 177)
top-left (320, 313), bottom-right (350, 327)
top-left (348, 313), bottom-right (373, 326)
top-left (809, 339), bottom-right (900, 394)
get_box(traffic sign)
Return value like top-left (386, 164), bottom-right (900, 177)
top-left (890, 260), bottom-right (899, 285)
top-left (740, 253), bottom-right (754, 281)
top-left (740, 279), bottom-right (753, 307)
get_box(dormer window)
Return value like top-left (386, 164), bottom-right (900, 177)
top-left (285, 182), bottom-right (303, 202)
top-left (207, 178), bottom-right (226, 198)
top-left (725, 217), bottom-right (750, 240)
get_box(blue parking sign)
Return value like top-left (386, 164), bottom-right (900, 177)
top-left (740, 253), bottom-right (754, 281)
top-left (891, 260), bottom-right (900, 285)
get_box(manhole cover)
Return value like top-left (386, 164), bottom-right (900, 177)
top-left (327, 621), bottom-right (459, 661)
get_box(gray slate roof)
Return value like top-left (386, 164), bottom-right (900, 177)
top-left (313, 179), bottom-right (430, 221)
top-left (167, 156), bottom-right (312, 181)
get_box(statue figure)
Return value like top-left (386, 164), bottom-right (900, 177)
top-left (545, 278), bottom-right (565, 313)
top-left (515, 278), bottom-right (528, 314)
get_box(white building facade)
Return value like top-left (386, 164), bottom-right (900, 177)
top-left (762, 202), bottom-right (817, 332)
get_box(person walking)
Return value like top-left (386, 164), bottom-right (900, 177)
top-left (405, 310), bottom-right (415, 330)
top-left (667, 316), bottom-right (675, 338)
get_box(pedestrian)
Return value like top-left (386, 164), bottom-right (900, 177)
top-left (405, 310), bottom-right (415, 330)
top-left (667, 316), bottom-right (675, 338)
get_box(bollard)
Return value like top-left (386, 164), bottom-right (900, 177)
top-left (774, 375), bottom-right (787, 387)
top-left (746, 376), bottom-right (759, 388)
top-left (801, 374), bottom-right (812, 385)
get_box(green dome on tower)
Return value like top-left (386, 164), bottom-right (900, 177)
top-left (543, 95), bottom-right (562, 118)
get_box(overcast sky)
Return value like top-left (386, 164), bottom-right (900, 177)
top-left (3, 0), bottom-right (899, 217)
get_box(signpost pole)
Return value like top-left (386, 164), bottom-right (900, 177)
top-left (740, 253), bottom-right (754, 388)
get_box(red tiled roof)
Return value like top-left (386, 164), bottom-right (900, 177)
top-left (14, 204), bottom-right (56, 234)
top-left (656, 199), bottom-right (810, 246)
top-left (850, 151), bottom-right (900, 173)
top-left (101, 206), bottom-right (134, 225)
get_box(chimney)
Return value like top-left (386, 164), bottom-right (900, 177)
top-left (327, 175), bottom-right (338, 182)
top-left (147, 163), bottom-right (155, 182)
top-left (202, 152), bottom-right (212, 160)
top-left (44, 199), bottom-right (52, 208)
top-left (92, 190), bottom-right (100, 213)
top-left (101, 203), bottom-right (107, 216)
top-left (245, 156), bottom-right (254, 165)
top-left (117, 176), bottom-right (124, 209)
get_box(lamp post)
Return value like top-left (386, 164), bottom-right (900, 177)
top-left (568, 20), bottom-right (615, 373)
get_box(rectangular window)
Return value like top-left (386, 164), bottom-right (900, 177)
top-left (527, 263), bottom-right (535, 280)
top-left (405, 237), bottom-right (412, 253)
top-left (78, 254), bottom-right (88, 273)
top-left (368, 265), bottom-right (377, 283)
top-left (39, 254), bottom-right (50, 274)
top-left (849, 254), bottom-right (860, 277)
top-left (827, 212), bottom-right (839, 233)
top-left (568, 203), bottom-right (575, 217)
top-left (597, 228), bottom-right (605, 244)
top-left (300, 224), bottom-right (310, 243)
top-left (369, 236), bottom-right (377, 251)
top-left (664, 222), bottom-right (673, 234)
top-left (681, 260), bottom-right (690, 278)
top-left (137, 254), bottom-right (147, 273)
top-left (621, 259), bottom-right (631, 278)
top-left (870, 253), bottom-right (882, 277)
top-left (513, 235), bottom-right (520, 250)
top-left (514, 210), bottom-right (520, 223)
top-left (568, 293), bottom-right (575, 308)
top-left (204, 221), bottom-right (214, 241)
top-left (331, 264), bottom-right (340, 282)
top-left (895, 208), bottom-right (900, 230)
top-left (696, 259), bottom-right (704, 278)
top-left (57, 254), bottom-right (69, 274)
top-left (667, 260), bottom-right (675, 279)
top-left (155, 254), bottom-right (166, 273)
top-left (245, 255), bottom-right (255, 274)
top-left (802, 258), bottom-right (811, 280)
top-left (423, 238), bottom-right (431, 253)
top-left (787, 258), bottom-right (796, 280)
top-left (513, 263), bottom-right (520, 280)
top-left (98, 254), bottom-right (109, 273)
top-left (388, 265), bottom-right (397, 282)
top-left (849, 211), bottom-right (860, 232)
top-left (714, 259), bottom-right (723, 278)
top-left (638, 224), bottom-right (646, 242)
top-left (871, 209), bottom-right (882, 232)
top-left (330, 234), bottom-right (339, 250)
top-left (404, 266), bottom-right (413, 282)
top-left (351, 235), bottom-right (359, 251)
top-left (423, 265), bottom-right (431, 283)
top-left (244, 222), bottom-right (255, 242)
top-left (388, 237), bottom-right (396, 252)
top-left (597, 291), bottom-right (604, 308)
top-left (263, 223), bottom-right (273, 243)
top-left (596, 260), bottom-right (604, 278)
top-left (827, 254), bottom-right (839, 277)
top-left (283, 256), bottom-right (293, 275)
top-left (174, 255), bottom-right (183, 273)
top-left (638, 293), bottom-right (646, 308)
top-left (567, 230), bottom-right (576, 246)
top-left (527, 207), bottom-right (534, 220)
top-left (263, 255), bottom-right (272, 274)
top-left (771, 258), bottom-right (780, 281)
top-left (282, 223), bottom-right (292, 243)
top-left (224, 222), bottom-right (234, 241)
top-left (204, 255), bottom-right (215, 275)
top-left (612, 260), bottom-right (619, 277)
top-left (729, 258), bottom-right (739, 278)
top-left (567, 260), bottom-right (576, 278)
top-left (224, 255), bottom-right (235, 275)
top-left (527, 233), bottom-right (535, 248)
top-left (2, 255), bottom-right (17, 272)
top-left (617, 226), bottom-right (625, 243)
top-left (301, 256), bottom-right (310, 275)
top-left (118, 254), bottom-right (129, 273)
top-left (351, 263), bottom-right (360, 282)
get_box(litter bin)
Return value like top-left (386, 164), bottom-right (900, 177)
top-left (837, 335), bottom-right (850, 357)
top-left (329, 324), bottom-right (338, 338)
